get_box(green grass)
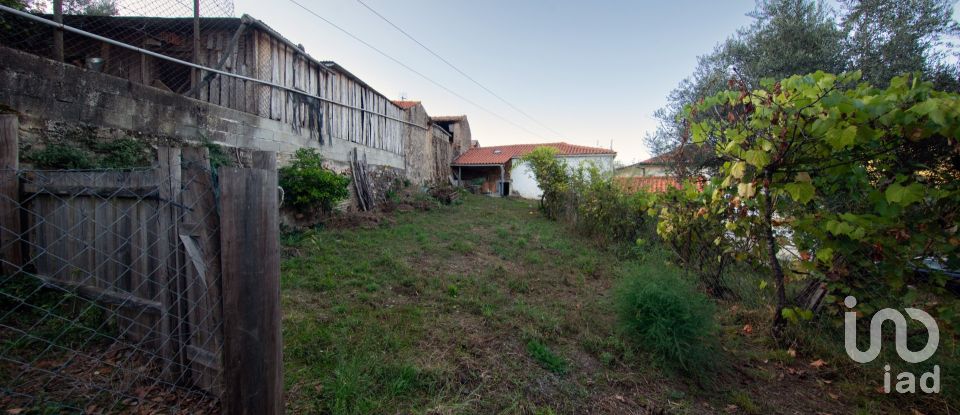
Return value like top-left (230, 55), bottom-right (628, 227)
top-left (281, 195), bottom-right (640, 413)
top-left (280, 194), bottom-right (905, 414)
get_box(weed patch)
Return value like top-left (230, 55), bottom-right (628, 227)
top-left (527, 339), bottom-right (568, 374)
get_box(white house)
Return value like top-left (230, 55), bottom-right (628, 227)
top-left (451, 142), bottom-right (616, 199)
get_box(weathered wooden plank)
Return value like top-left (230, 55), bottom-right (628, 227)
top-left (19, 170), bottom-right (158, 190)
top-left (284, 45), bottom-right (294, 125)
top-left (156, 147), bottom-right (182, 380)
top-left (179, 146), bottom-right (223, 394)
top-left (21, 184), bottom-right (161, 199)
top-left (270, 38), bottom-right (281, 121)
top-left (255, 30), bottom-right (270, 118)
top-left (221, 152), bottom-right (281, 415)
top-left (0, 114), bottom-right (20, 276)
top-left (33, 273), bottom-right (162, 313)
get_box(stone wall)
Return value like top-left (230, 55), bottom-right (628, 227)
top-left (401, 102), bottom-right (453, 185)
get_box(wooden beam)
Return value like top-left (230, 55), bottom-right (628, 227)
top-left (32, 273), bottom-right (162, 313)
top-left (0, 114), bottom-right (21, 276)
top-left (53, 0), bottom-right (63, 62)
top-left (192, 0), bottom-right (201, 98)
top-left (220, 152), bottom-right (281, 415)
top-left (20, 184), bottom-right (160, 199)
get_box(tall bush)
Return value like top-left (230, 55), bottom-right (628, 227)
top-left (569, 163), bottom-right (656, 243)
top-left (684, 71), bottom-right (960, 334)
top-left (615, 256), bottom-right (719, 375)
top-left (655, 179), bottom-right (738, 298)
top-left (520, 147), bottom-right (569, 219)
top-left (279, 149), bottom-right (351, 213)
top-left (522, 147), bottom-right (657, 245)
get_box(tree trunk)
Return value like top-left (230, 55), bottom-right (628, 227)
top-left (763, 182), bottom-right (788, 339)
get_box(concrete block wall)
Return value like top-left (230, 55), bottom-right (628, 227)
top-left (0, 46), bottom-right (405, 172)
top-left (0, 46), bottom-right (416, 208)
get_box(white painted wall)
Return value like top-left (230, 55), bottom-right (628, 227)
top-left (510, 155), bottom-right (616, 199)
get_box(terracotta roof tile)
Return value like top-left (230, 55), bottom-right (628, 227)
top-left (615, 176), bottom-right (682, 193)
top-left (452, 142), bottom-right (616, 166)
top-left (391, 100), bottom-right (420, 110)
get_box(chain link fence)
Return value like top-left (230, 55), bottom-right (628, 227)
top-left (1, 146), bottom-right (226, 413)
top-left (1, 0), bottom-right (234, 96)
top-left (0, 0), bottom-right (415, 155)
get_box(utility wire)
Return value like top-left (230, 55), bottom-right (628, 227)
top-left (287, 0), bottom-right (550, 140)
top-left (355, 0), bottom-right (565, 139)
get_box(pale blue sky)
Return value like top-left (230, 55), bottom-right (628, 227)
top-left (231, 0), bottom-right (957, 163)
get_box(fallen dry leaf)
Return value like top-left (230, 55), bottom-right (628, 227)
top-left (787, 348), bottom-right (797, 357)
top-left (810, 359), bottom-right (827, 368)
top-left (741, 324), bottom-right (753, 335)
top-left (6, 409), bottom-right (24, 415)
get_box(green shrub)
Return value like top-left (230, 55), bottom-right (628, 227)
top-left (93, 138), bottom-right (151, 169)
top-left (27, 145), bottom-right (96, 169)
top-left (569, 163), bottom-right (656, 243)
top-left (279, 148), bottom-right (351, 213)
top-left (520, 147), bottom-right (569, 219)
top-left (27, 138), bottom-right (152, 170)
top-left (615, 257), bottom-right (719, 375)
top-left (656, 180), bottom-right (736, 298)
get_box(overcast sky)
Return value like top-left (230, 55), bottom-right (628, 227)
top-left (231, 0), bottom-right (958, 163)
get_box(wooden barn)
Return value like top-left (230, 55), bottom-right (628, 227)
top-left (2, 13), bottom-right (407, 155)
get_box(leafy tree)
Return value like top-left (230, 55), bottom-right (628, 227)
top-left (645, 0), bottom-right (847, 176)
top-left (646, 0), bottom-right (960, 174)
top-left (730, 0), bottom-right (847, 84)
top-left (70, 0), bottom-right (118, 16)
top-left (840, 0), bottom-right (960, 89)
top-left (2, 0), bottom-right (118, 14)
top-left (685, 71), bottom-right (960, 336)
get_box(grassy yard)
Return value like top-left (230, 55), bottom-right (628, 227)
top-left (279, 195), bottom-right (922, 414)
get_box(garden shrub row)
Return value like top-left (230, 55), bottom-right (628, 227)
top-left (523, 71), bottom-right (960, 380)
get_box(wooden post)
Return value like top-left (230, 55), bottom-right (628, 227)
top-left (192, 0), bottom-right (201, 98)
top-left (179, 146), bottom-right (224, 394)
top-left (0, 114), bottom-right (20, 276)
top-left (156, 147), bottom-right (183, 380)
top-left (220, 151), bottom-right (281, 415)
top-left (53, 0), bottom-right (64, 62)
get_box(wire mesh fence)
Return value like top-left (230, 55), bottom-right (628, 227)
top-left (0, 0), bottom-right (413, 155)
top-left (1, 0), bottom-right (235, 96)
top-left (0, 148), bottom-right (225, 413)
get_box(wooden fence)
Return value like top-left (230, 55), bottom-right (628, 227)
top-left (0, 114), bottom-right (282, 414)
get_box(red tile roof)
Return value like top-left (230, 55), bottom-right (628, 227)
top-left (391, 100), bottom-right (420, 110)
top-left (452, 142), bottom-right (616, 166)
top-left (615, 176), bottom-right (682, 193)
